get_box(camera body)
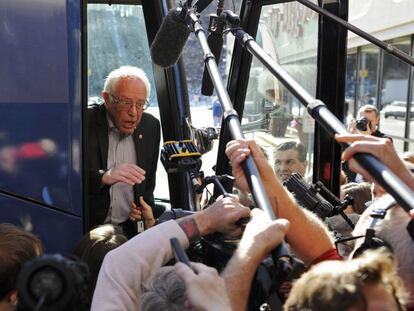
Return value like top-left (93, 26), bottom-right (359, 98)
top-left (355, 116), bottom-right (370, 131)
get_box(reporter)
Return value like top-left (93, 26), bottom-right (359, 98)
top-left (91, 196), bottom-right (250, 311)
top-left (351, 200), bottom-right (414, 308)
top-left (225, 139), bottom-right (337, 265)
top-left (284, 249), bottom-right (407, 311)
top-left (336, 133), bottom-right (414, 308)
top-left (140, 208), bottom-right (288, 311)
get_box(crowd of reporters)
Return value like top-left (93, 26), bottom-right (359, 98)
top-left (1, 131), bottom-right (414, 311)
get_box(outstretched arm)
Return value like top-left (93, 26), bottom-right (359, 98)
top-left (91, 196), bottom-right (250, 310)
top-left (226, 139), bottom-right (334, 264)
top-left (336, 134), bottom-right (414, 191)
top-left (222, 209), bottom-right (289, 311)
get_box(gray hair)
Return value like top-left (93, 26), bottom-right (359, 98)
top-left (139, 266), bottom-right (188, 311)
top-left (103, 66), bottom-right (151, 100)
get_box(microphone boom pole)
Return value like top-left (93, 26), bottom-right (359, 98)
top-left (230, 27), bottom-right (414, 212)
top-left (187, 10), bottom-right (293, 266)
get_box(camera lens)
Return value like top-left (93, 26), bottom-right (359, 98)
top-left (356, 117), bottom-right (368, 131)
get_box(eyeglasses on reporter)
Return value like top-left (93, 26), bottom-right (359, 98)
top-left (109, 94), bottom-right (149, 111)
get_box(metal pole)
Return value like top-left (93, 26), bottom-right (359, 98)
top-left (231, 28), bottom-right (414, 212)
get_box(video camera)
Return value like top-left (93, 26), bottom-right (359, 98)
top-left (284, 173), bottom-right (335, 219)
top-left (284, 173), bottom-right (355, 229)
top-left (17, 254), bottom-right (89, 311)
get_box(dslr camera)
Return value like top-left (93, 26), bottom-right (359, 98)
top-left (355, 116), bottom-right (370, 131)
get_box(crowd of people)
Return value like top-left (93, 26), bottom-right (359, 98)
top-left (1, 66), bottom-right (414, 311)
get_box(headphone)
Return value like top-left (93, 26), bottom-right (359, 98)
top-left (351, 199), bottom-right (395, 259)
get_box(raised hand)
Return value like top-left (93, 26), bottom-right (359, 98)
top-left (101, 163), bottom-right (145, 186)
top-left (174, 262), bottom-right (232, 311)
top-left (129, 196), bottom-right (155, 229)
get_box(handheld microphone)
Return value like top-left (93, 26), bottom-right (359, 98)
top-left (201, 1), bottom-right (226, 96)
top-left (150, 6), bottom-right (191, 68)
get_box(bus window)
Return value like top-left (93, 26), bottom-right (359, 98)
top-left (87, 4), bottom-right (169, 202)
top-left (242, 2), bottom-right (318, 181)
top-left (356, 45), bottom-right (379, 110)
top-left (380, 36), bottom-right (411, 152)
top-left (181, 1), bottom-right (242, 182)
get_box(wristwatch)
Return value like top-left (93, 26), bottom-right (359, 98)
top-left (98, 169), bottom-right (106, 183)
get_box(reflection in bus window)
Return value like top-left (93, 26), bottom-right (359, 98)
top-left (243, 2), bottom-right (318, 180)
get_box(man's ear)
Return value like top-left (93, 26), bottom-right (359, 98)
top-left (7, 290), bottom-right (17, 306)
top-left (102, 91), bottom-right (110, 108)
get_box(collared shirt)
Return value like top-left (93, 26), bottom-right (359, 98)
top-left (105, 114), bottom-right (136, 224)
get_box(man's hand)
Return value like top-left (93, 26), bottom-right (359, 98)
top-left (194, 195), bottom-right (251, 237)
top-left (225, 138), bottom-right (334, 266)
top-left (347, 118), bottom-right (358, 134)
top-left (237, 208), bottom-right (289, 265)
top-left (174, 262), bottom-right (232, 311)
top-left (221, 208), bottom-right (289, 311)
top-left (336, 134), bottom-right (411, 182)
top-left (129, 196), bottom-right (155, 228)
top-left (225, 139), bottom-right (272, 194)
top-left (347, 118), bottom-right (373, 135)
top-left (101, 163), bottom-right (145, 186)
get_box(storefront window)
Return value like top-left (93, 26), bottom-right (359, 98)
top-left (380, 37), bottom-right (411, 152)
top-left (356, 45), bottom-right (379, 110)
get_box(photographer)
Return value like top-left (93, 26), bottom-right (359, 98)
top-left (348, 105), bottom-right (389, 138)
top-left (345, 105), bottom-right (392, 182)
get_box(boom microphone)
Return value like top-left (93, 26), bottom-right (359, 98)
top-left (150, 6), bottom-right (191, 68)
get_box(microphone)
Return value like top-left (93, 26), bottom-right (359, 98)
top-left (201, 2), bottom-right (226, 96)
top-left (150, 6), bottom-right (191, 68)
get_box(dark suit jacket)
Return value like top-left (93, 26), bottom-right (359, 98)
top-left (87, 104), bottom-right (160, 230)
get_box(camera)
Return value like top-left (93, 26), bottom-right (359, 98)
top-left (284, 173), bottom-right (334, 219)
top-left (17, 254), bottom-right (89, 311)
top-left (356, 117), bottom-right (369, 131)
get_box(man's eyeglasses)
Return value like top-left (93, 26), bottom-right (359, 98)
top-left (109, 94), bottom-right (149, 111)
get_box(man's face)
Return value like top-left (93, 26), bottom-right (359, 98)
top-left (103, 77), bottom-right (147, 135)
top-left (274, 149), bottom-right (307, 181)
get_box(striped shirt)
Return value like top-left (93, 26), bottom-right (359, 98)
top-left (105, 114), bottom-right (136, 224)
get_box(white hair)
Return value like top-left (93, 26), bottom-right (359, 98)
top-left (103, 66), bottom-right (151, 100)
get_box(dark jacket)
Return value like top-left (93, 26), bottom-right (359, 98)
top-left (87, 104), bottom-right (160, 231)
top-left (372, 129), bottom-right (393, 142)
